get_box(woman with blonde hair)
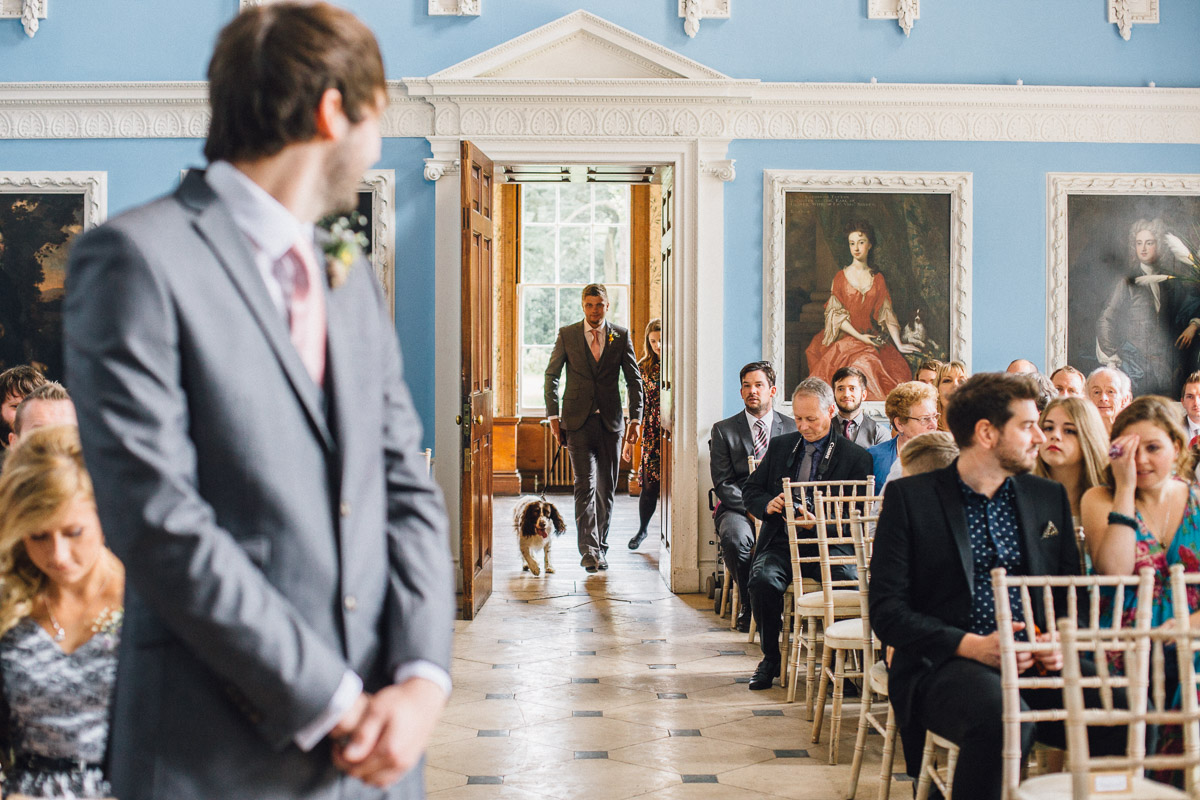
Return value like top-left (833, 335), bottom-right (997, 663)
top-left (0, 425), bottom-right (123, 798)
top-left (626, 318), bottom-right (661, 550)
top-left (1035, 396), bottom-right (1110, 523)
top-left (934, 360), bottom-right (967, 431)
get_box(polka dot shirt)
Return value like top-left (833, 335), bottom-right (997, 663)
top-left (958, 477), bottom-right (1025, 636)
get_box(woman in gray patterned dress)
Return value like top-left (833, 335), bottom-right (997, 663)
top-left (0, 425), bottom-right (123, 799)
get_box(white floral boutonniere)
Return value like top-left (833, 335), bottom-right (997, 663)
top-left (321, 213), bottom-right (369, 290)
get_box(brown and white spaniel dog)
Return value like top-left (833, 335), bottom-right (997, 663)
top-left (513, 496), bottom-right (567, 576)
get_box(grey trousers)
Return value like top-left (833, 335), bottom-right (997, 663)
top-left (564, 414), bottom-right (622, 561)
top-left (715, 510), bottom-right (755, 612)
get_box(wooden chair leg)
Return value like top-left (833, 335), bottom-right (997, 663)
top-left (812, 645), bottom-right (834, 745)
top-left (846, 669), bottom-right (872, 799)
top-left (877, 702), bottom-right (897, 800)
top-left (943, 742), bottom-right (959, 798)
top-left (787, 617), bottom-right (806, 704)
top-left (724, 565), bottom-right (735, 626)
top-left (828, 647), bottom-right (847, 764)
top-left (747, 613), bottom-right (757, 644)
top-left (779, 605), bottom-right (792, 686)
top-left (805, 617), bottom-right (823, 721)
top-left (914, 732), bottom-right (936, 800)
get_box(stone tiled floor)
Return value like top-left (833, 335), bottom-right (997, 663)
top-left (432, 494), bottom-right (907, 799)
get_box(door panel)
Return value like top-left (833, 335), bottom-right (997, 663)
top-left (461, 141), bottom-right (494, 619)
top-left (657, 166), bottom-right (675, 555)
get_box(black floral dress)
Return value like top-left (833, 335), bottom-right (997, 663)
top-left (639, 357), bottom-right (661, 487)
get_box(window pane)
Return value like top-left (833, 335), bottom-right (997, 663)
top-left (594, 225), bottom-right (628, 284)
top-left (521, 287), bottom-right (557, 346)
top-left (559, 226), bottom-right (591, 284)
top-left (607, 286), bottom-right (629, 330)
top-left (522, 186), bottom-right (557, 224)
top-left (521, 345), bottom-right (551, 410)
top-left (560, 184), bottom-right (592, 224)
top-left (558, 287), bottom-right (581, 328)
top-left (594, 184), bottom-right (628, 224)
top-left (521, 225), bottom-right (556, 283)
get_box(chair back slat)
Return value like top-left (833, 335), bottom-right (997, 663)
top-left (991, 567), bottom-right (1157, 799)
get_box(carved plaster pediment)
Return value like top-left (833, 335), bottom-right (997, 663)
top-left (419, 10), bottom-right (730, 85)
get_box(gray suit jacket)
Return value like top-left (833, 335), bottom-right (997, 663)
top-left (64, 171), bottom-right (454, 800)
top-left (709, 409), bottom-right (795, 517)
top-left (544, 320), bottom-right (643, 432)
top-left (840, 412), bottom-right (891, 448)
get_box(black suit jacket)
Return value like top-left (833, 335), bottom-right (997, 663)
top-left (709, 409), bottom-right (796, 517)
top-left (742, 429), bottom-right (874, 553)
top-left (544, 320), bottom-right (643, 432)
top-left (869, 463), bottom-right (1079, 727)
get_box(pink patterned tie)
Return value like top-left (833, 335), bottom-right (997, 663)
top-left (590, 328), bottom-right (603, 361)
top-left (752, 418), bottom-right (768, 460)
top-left (274, 240), bottom-right (326, 386)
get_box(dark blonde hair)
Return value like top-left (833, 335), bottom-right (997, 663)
top-left (899, 431), bottom-right (959, 475)
top-left (1104, 396), bottom-right (1193, 489)
top-left (1034, 397), bottom-right (1110, 491)
top-left (639, 318), bottom-right (662, 367)
top-left (935, 360), bottom-right (968, 430)
top-left (0, 426), bottom-right (95, 636)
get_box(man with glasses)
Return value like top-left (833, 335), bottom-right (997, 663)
top-left (867, 381), bottom-right (940, 489)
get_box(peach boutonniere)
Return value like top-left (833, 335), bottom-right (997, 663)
top-left (321, 213), bottom-right (368, 289)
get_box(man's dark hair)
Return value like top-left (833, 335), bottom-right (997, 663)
top-left (0, 365), bottom-right (46, 401)
top-left (945, 373), bottom-right (1040, 449)
top-left (739, 361), bottom-right (776, 387)
top-left (831, 365), bottom-right (868, 391)
top-left (204, 2), bottom-right (387, 164)
top-left (581, 284), bottom-right (609, 302)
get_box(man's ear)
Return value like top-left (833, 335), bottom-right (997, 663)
top-left (7, 431), bottom-right (15, 448)
top-left (313, 88), bottom-right (348, 140)
top-left (972, 418), bottom-right (996, 449)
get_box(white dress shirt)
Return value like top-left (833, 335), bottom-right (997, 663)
top-left (206, 161), bottom-right (450, 751)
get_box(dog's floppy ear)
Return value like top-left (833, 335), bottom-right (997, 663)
top-left (520, 503), bottom-right (539, 538)
top-left (549, 504), bottom-right (567, 535)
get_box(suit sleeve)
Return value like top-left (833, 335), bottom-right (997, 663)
top-left (622, 332), bottom-right (644, 423)
top-left (869, 483), bottom-right (967, 668)
top-left (709, 424), bottom-right (744, 514)
top-left (375, 277), bottom-right (455, 679)
top-left (64, 224), bottom-right (349, 749)
top-left (543, 328), bottom-right (567, 417)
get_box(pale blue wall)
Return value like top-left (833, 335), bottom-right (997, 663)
top-left (3, 1), bottom-right (1198, 433)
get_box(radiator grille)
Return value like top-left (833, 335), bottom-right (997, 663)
top-left (542, 424), bottom-right (574, 489)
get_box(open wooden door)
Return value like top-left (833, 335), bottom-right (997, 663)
top-left (460, 140), bottom-right (494, 619)
top-left (656, 166), bottom-right (675, 560)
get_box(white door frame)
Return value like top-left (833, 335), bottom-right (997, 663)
top-left (426, 135), bottom-right (731, 593)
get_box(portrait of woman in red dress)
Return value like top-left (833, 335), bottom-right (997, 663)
top-left (805, 220), bottom-right (918, 400)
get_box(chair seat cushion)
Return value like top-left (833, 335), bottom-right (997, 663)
top-left (869, 660), bottom-right (888, 696)
top-left (822, 617), bottom-right (865, 649)
top-left (796, 590), bottom-right (860, 617)
top-left (1015, 773), bottom-right (1188, 799)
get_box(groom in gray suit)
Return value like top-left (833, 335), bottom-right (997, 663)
top-left (544, 284), bottom-right (644, 572)
top-left (64, 4), bottom-right (453, 799)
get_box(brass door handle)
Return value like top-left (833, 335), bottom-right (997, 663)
top-left (455, 415), bottom-right (463, 425)
top-left (475, 415), bottom-right (484, 425)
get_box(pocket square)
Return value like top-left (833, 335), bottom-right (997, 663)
top-left (1041, 522), bottom-right (1060, 539)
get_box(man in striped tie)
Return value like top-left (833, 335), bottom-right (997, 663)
top-left (708, 361), bottom-right (795, 632)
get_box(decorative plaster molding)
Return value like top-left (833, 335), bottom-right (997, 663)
top-left (762, 170), bottom-right (972, 395)
top-left (1, 0), bottom-right (46, 37)
top-left (1045, 173), bottom-right (1200, 371)
top-left (2, 81), bottom-right (1199, 145)
top-left (238, 0), bottom-right (279, 8)
top-left (0, 170), bottom-right (107, 229)
top-left (868, 0), bottom-right (919, 37)
top-left (678, 0), bottom-right (730, 38)
top-left (423, 158), bottom-right (461, 182)
top-left (1109, 0), bottom-right (1158, 41)
top-left (700, 159), bottom-right (735, 182)
top-left (428, 0), bottom-right (479, 16)
top-left (360, 170), bottom-right (396, 318)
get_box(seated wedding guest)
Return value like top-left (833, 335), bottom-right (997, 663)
top-left (867, 380), bottom-right (939, 488)
top-left (1035, 397), bottom-right (1109, 525)
top-left (743, 378), bottom-right (872, 690)
top-left (870, 373), bottom-right (1095, 800)
top-left (898, 430), bottom-right (958, 477)
top-left (1086, 366), bottom-right (1132, 433)
top-left (1031, 372), bottom-right (1057, 412)
top-left (832, 366), bottom-right (890, 448)
top-left (708, 361), bottom-right (795, 632)
top-left (935, 360), bottom-right (967, 431)
top-left (0, 425), bottom-right (124, 799)
top-left (0, 366), bottom-right (47, 454)
top-left (1006, 358), bottom-right (1038, 374)
top-left (1050, 365), bottom-right (1086, 398)
top-left (915, 359), bottom-right (942, 386)
top-left (8, 382), bottom-right (77, 447)
top-left (1182, 371), bottom-right (1200, 444)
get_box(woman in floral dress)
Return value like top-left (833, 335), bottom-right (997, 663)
top-left (625, 319), bottom-right (661, 550)
top-left (1084, 396), bottom-right (1200, 777)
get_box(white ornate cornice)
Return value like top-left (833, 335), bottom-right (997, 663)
top-left (0, 170), bottom-right (107, 228)
top-left (700, 159), bottom-right (735, 182)
top-left (1, 0), bottom-right (46, 37)
top-left (423, 158), bottom-right (461, 182)
top-left (1045, 173), bottom-right (1200, 370)
top-left (679, 0), bottom-right (730, 38)
top-left (429, 0), bottom-right (479, 16)
top-left (2, 80), bottom-right (1198, 145)
top-left (1109, 0), bottom-right (1158, 41)
top-left (868, 0), bottom-right (919, 37)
